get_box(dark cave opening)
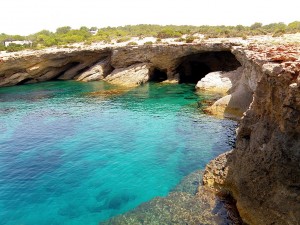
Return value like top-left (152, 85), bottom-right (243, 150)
top-left (176, 51), bottom-right (241, 84)
top-left (17, 78), bottom-right (34, 85)
top-left (177, 62), bottom-right (212, 84)
top-left (149, 68), bottom-right (168, 82)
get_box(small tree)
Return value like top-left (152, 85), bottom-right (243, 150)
top-left (250, 22), bottom-right (263, 30)
top-left (56, 26), bottom-right (72, 34)
top-left (90, 27), bottom-right (98, 31)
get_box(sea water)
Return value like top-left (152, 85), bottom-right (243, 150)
top-left (0, 81), bottom-right (236, 225)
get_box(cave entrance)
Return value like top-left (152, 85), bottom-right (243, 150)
top-left (149, 68), bottom-right (168, 82)
top-left (176, 51), bottom-right (241, 84)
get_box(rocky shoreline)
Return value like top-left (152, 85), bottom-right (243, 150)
top-left (1, 35), bottom-right (299, 224)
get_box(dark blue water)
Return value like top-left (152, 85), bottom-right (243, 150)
top-left (0, 81), bottom-right (236, 225)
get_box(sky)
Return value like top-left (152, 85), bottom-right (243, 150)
top-left (1, 0), bottom-right (299, 35)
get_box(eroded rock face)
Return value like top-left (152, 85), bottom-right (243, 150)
top-left (0, 47), bottom-right (111, 86)
top-left (196, 68), bottom-right (242, 93)
top-left (0, 43), bottom-right (237, 87)
top-left (76, 57), bottom-right (113, 82)
top-left (204, 44), bottom-right (300, 225)
top-left (201, 48), bottom-right (264, 120)
top-left (104, 63), bottom-right (150, 87)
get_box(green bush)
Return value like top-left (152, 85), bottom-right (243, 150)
top-left (5, 43), bottom-right (27, 52)
top-left (272, 29), bottom-right (286, 37)
top-left (144, 41), bottom-right (153, 45)
top-left (250, 22), bottom-right (263, 30)
top-left (2, 22), bottom-right (300, 51)
top-left (287, 21), bottom-right (300, 32)
top-left (185, 36), bottom-right (196, 43)
top-left (56, 26), bottom-right (72, 34)
top-left (0, 44), bottom-right (6, 51)
top-left (157, 29), bottom-right (182, 38)
top-left (127, 41), bottom-right (138, 45)
top-left (175, 37), bottom-right (185, 42)
top-left (116, 37), bottom-right (131, 43)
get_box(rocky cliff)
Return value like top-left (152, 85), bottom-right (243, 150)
top-left (1, 38), bottom-right (299, 224)
top-left (204, 43), bottom-right (300, 224)
top-left (0, 42), bottom-right (240, 87)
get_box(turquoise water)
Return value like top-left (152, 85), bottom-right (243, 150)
top-left (0, 81), bottom-right (236, 225)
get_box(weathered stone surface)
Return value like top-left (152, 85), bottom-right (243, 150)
top-left (0, 72), bottom-right (30, 86)
top-left (204, 43), bottom-right (300, 225)
top-left (104, 63), bottom-right (150, 87)
top-left (196, 67), bottom-right (242, 93)
top-left (0, 47), bottom-right (111, 86)
top-left (76, 58), bottom-right (112, 82)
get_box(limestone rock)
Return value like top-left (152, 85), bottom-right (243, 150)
top-left (0, 47), bottom-right (111, 86)
top-left (76, 58), bottom-right (112, 82)
top-left (102, 171), bottom-right (240, 225)
top-left (104, 63), bottom-right (150, 87)
top-left (0, 72), bottom-right (30, 86)
top-left (204, 43), bottom-right (300, 225)
top-left (203, 151), bottom-right (233, 189)
top-left (196, 67), bottom-right (242, 94)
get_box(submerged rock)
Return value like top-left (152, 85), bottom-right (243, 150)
top-left (172, 170), bottom-right (203, 195)
top-left (101, 170), bottom-right (243, 225)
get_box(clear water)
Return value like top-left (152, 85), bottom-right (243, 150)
top-left (0, 81), bottom-right (236, 225)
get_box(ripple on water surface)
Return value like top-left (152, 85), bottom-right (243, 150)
top-left (0, 81), bottom-right (236, 225)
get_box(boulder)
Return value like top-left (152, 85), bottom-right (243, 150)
top-left (196, 67), bottom-right (242, 94)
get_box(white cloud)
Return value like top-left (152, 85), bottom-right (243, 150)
top-left (1, 0), bottom-right (299, 35)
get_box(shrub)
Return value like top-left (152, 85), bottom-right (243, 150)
top-left (175, 37), bottom-right (185, 42)
top-left (0, 44), bottom-right (6, 51)
top-left (127, 41), bottom-right (138, 45)
top-left (144, 41), bottom-right (153, 45)
top-left (116, 37), bottom-right (131, 43)
top-left (56, 26), bottom-right (72, 34)
top-left (157, 29), bottom-right (182, 38)
top-left (5, 43), bottom-right (27, 52)
top-left (272, 29), bottom-right (286, 37)
top-left (250, 22), bottom-right (263, 30)
top-left (241, 34), bottom-right (248, 40)
top-left (185, 36), bottom-right (196, 43)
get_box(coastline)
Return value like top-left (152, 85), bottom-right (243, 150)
top-left (1, 34), bottom-right (300, 224)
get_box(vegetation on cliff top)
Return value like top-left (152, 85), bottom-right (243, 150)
top-left (1, 22), bottom-right (300, 52)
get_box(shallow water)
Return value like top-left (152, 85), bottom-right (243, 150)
top-left (0, 81), bottom-right (236, 225)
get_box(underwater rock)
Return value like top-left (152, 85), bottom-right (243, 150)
top-left (102, 193), bottom-right (136, 211)
top-left (172, 170), bottom-right (203, 195)
top-left (101, 185), bottom-right (242, 225)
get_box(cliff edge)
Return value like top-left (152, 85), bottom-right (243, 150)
top-left (204, 43), bottom-right (300, 224)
